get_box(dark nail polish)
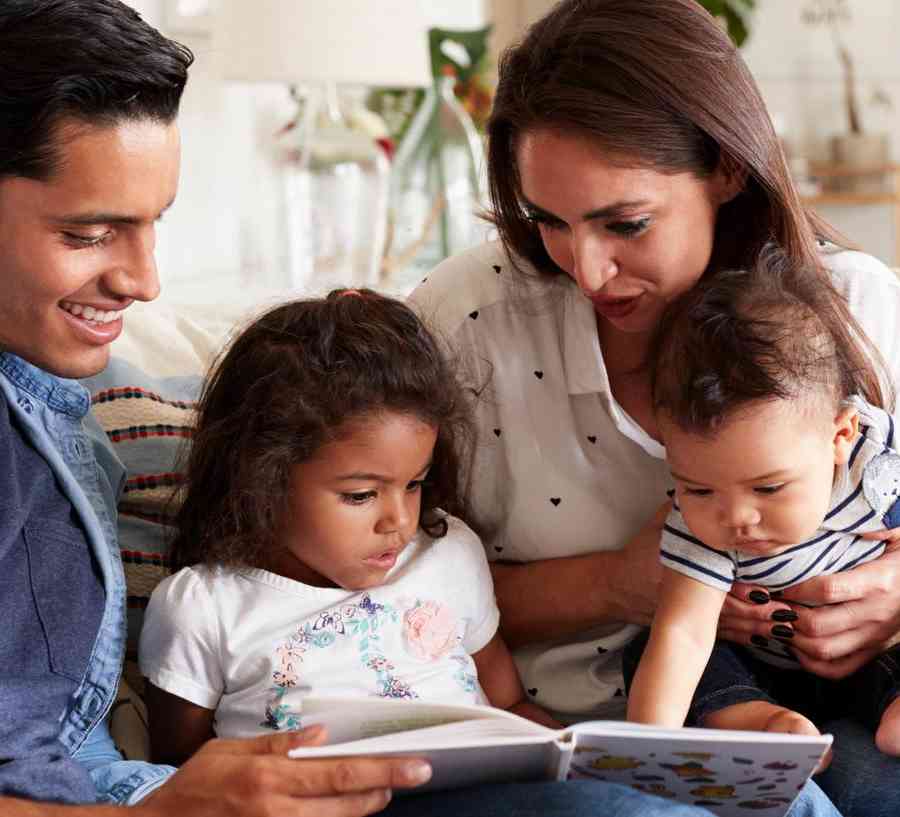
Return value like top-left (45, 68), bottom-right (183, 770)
top-left (771, 624), bottom-right (794, 639)
top-left (771, 610), bottom-right (798, 623)
top-left (750, 635), bottom-right (769, 648)
top-left (749, 590), bottom-right (770, 605)
top-left (769, 591), bottom-right (784, 599)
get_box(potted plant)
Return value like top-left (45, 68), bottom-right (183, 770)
top-left (696, 0), bottom-right (756, 47)
top-left (802, 0), bottom-right (892, 191)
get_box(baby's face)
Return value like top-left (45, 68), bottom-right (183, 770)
top-left (661, 399), bottom-right (856, 555)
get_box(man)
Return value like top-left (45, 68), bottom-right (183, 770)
top-left (0, 2), bottom-right (431, 814)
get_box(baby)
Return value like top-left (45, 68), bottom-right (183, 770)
top-left (625, 246), bottom-right (900, 756)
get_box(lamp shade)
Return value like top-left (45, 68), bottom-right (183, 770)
top-left (215, 0), bottom-right (432, 87)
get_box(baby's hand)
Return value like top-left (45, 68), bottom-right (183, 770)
top-left (703, 701), bottom-right (832, 772)
top-left (763, 708), bottom-right (832, 773)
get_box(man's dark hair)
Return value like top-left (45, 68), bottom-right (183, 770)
top-left (170, 289), bottom-right (476, 571)
top-left (0, 0), bottom-right (193, 180)
top-left (649, 244), bottom-right (894, 435)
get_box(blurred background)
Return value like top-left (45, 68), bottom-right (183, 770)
top-left (127, 0), bottom-right (900, 300)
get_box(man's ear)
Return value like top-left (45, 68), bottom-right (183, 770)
top-left (832, 405), bottom-right (860, 466)
top-left (714, 152), bottom-right (748, 206)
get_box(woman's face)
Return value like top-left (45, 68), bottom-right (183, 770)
top-left (516, 128), bottom-right (736, 334)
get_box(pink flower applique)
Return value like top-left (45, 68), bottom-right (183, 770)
top-left (403, 600), bottom-right (459, 661)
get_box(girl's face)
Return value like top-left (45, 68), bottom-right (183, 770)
top-left (516, 128), bottom-right (736, 335)
top-left (662, 399), bottom-right (858, 553)
top-left (271, 412), bottom-right (438, 591)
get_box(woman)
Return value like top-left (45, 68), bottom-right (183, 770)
top-left (409, 1), bottom-right (900, 814)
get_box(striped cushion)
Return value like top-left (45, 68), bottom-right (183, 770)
top-left (83, 358), bottom-right (203, 666)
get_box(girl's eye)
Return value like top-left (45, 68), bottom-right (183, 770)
top-left (754, 484), bottom-right (785, 495)
top-left (340, 491), bottom-right (376, 505)
top-left (406, 479), bottom-right (430, 493)
top-left (607, 217), bottom-right (650, 237)
top-left (63, 231), bottom-right (112, 248)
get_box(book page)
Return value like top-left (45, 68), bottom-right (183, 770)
top-left (289, 717), bottom-right (568, 794)
top-left (299, 695), bottom-right (553, 745)
top-left (565, 725), bottom-right (831, 817)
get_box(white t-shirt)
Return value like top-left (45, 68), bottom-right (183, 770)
top-left (408, 240), bottom-right (900, 721)
top-left (139, 515), bottom-right (499, 738)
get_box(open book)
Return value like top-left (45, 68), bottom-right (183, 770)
top-left (289, 697), bottom-right (831, 817)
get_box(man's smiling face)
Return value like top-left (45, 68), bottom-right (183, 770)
top-left (0, 117), bottom-right (180, 378)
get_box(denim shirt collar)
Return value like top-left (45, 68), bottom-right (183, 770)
top-left (0, 352), bottom-right (90, 417)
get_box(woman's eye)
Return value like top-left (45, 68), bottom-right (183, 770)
top-left (340, 491), bottom-right (376, 505)
top-left (607, 217), bottom-right (650, 237)
top-left (754, 484), bottom-right (785, 495)
top-left (63, 231), bottom-right (112, 248)
top-left (525, 211), bottom-right (566, 231)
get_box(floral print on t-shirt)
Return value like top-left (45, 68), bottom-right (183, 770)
top-left (261, 593), bottom-right (476, 730)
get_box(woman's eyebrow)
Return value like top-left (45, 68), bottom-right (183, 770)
top-left (522, 196), bottom-right (651, 222)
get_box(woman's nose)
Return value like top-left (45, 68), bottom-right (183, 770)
top-left (571, 233), bottom-right (618, 295)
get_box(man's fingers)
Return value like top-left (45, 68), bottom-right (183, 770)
top-left (211, 725), bottom-right (328, 757)
top-left (298, 789), bottom-right (393, 817)
top-left (279, 756), bottom-right (432, 797)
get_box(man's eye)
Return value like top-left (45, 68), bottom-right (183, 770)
top-left (63, 231), bottom-right (112, 247)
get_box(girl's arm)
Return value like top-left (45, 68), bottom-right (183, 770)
top-left (492, 501), bottom-right (671, 647)
top-left (145, 682), bottom-right (216, 766)
top-left (627, 568), bottom-right (727, 727)
top-left (471, 633), bottom-right (561, 728)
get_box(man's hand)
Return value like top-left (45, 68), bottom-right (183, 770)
top-left (136, 726), bottom-right (432, 817)
top-left (720, 530), bottom-right (900, 679)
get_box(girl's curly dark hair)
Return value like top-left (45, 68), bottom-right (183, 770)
top-left (170, 289), bottom-right (474, 570)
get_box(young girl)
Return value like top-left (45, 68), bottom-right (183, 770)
top-left (139, 289), bottom-right (554, 766)
top-left (625, 246), bottom-right (900, 757)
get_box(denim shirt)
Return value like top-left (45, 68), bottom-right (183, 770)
top-left (0, 353), bottom-right (174, 804)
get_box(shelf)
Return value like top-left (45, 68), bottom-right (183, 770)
top-left (801, 193), bottom-right (899, 206)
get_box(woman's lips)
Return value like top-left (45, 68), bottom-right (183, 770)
top-left (590, 294), bottom-right (643, 319)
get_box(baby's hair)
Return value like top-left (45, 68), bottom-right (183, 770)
top-left (649, 244), bottom-right (893, 435)
top-left (170, 289), bottom-right (474, 570)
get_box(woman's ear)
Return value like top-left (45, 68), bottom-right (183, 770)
top-left (832, 405), bottom-right (860, 466)
top-left (713, 152), bottom-right (748, 206)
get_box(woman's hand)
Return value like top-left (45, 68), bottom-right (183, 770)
top-left (719, 529), bottom-right (900, 679)
top-left (605, 501), bottom-right (671, 626)
top-left (136, 726), bottom-right (432, 817)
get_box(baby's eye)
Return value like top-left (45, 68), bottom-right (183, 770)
top-left (684, 487), bottom-right (713, 497)
top-left (340, 491), bottom-right (376, 505)
top-left (754, 484), bottom-right (785, 495)
top-left (607, 217), bottom-right (650, 237)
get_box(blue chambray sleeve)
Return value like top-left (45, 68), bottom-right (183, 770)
top-left (76, 718), bottom-right (175, 804)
